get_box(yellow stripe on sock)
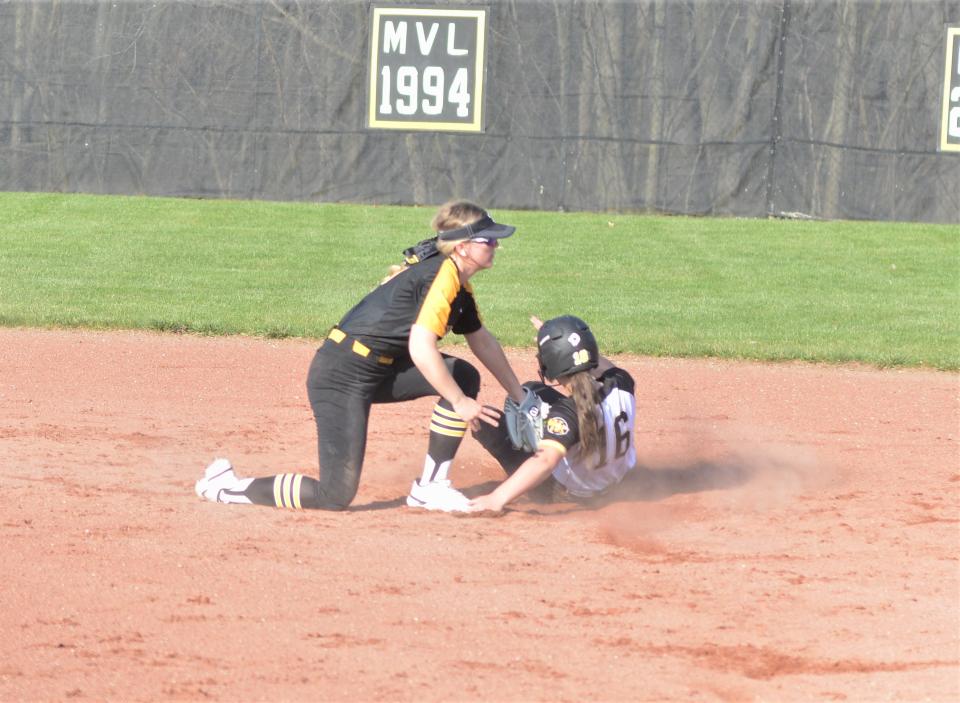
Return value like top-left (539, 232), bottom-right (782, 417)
top-left (292, 474), bottom-right (304, 510)
top-left (284, 473), bottom-right (297, 509)
top-left (430, 422), bottom-right (466, 437)
top-left (273, 473), bottom-right (306, 509)
top-left (431, 415), bottom-right (467, 431)
top-left (432, 404), bottom-right (464, 421)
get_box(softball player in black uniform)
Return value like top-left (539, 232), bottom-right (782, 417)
top-left (196, 201), bottom-right (524, 511)
top-left (467, 315), bottom-right (637, 512)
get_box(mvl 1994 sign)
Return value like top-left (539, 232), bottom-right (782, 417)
top-left (367, 6), bottom-right (487, 132)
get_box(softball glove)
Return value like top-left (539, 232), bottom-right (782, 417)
top-left (504, 386), bottom-right (543, 453)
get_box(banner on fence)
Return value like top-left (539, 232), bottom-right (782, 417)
top-left (367, 5), bottom-right (488, 132)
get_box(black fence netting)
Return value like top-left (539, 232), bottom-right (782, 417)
top-left (1, 0), bottom-right (958, 222)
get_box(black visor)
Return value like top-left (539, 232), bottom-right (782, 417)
top-left (437, 215), bottom-right (516, 242)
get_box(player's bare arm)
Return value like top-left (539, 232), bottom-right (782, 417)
top-left (468, 444), bottom-right (564, 512)
top-left (464, 326), bottom-right (524, 402)
top-left (409, 323), bottom-right (499, 427)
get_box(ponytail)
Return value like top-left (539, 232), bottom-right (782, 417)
top-left (566, 371), bottom-right (603, 469)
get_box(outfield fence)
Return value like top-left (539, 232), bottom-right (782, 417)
top-left (1, 0), bottom-right (958, 223)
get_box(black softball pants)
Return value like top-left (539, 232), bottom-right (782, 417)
top-left (305, 337), bottom-right (481, 509)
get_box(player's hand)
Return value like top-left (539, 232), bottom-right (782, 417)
top-left (452, 397), bottom-right (501, 431)
top-left (466, 493), bottom-right (506, 514)
top-left (530, 315), bottom-right (543, 331)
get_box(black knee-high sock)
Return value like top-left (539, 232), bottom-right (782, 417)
top-left (242, 473), bottom-right (322, 509)
top-left (419, 400), bottom-right (466, 484)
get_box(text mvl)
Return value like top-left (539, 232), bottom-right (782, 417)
top-left (382, 21), bottom-right (470, 56)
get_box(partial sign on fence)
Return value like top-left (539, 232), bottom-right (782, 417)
top-left (367, 6), bottom-right (488, 132)
top-left (940, 25), bottom-right (960, 153)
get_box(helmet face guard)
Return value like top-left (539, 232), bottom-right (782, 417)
top-left (536, 315), bottom-right (599, 382)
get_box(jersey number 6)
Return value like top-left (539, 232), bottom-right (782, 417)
top-left (595, 410), bottom-right (632, 469)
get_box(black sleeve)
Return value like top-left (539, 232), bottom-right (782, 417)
top-left (599, 366), bottom-right (635, 395)
top-left (450, 289), bottom-right (482, 335)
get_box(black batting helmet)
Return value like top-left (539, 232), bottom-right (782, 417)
top-left (536, 315), bottom-right (599, 381)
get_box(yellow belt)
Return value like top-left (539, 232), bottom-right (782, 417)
top-left (327, 328), bottom-right (394, 365)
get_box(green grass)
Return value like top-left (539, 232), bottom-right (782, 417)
top-left (1, 192), bottom-right (957, 369)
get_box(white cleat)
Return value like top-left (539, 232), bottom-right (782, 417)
top-left (195, 458), bottom-right (238, 503)
top-left (406, 479), bottom-right (470, 512)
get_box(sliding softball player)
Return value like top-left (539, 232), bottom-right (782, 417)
top-left (467, 315), bottom-right (637, 511)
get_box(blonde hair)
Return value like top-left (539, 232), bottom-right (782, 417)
top-left (432, 200), bottom-right (486, 233)
top-left (566, 371), bottom-right (604, 469)
top-left (433, 200), bottom-right (487, 257)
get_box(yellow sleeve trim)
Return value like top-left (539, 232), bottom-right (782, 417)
top-left (539, 439), bottom-right (568, 456)
top-left (415, 259), bottom-right (461, 338)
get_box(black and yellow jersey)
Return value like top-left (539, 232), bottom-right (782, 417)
top-left (335, 255), bottom-right (482, 357)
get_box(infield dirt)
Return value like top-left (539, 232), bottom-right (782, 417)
top-left (1, 328), bottom-right (957, 702)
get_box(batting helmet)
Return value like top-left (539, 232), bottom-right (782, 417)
top-left (536, 315), bottom-right (599, 381)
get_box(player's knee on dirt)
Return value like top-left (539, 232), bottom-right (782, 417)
top-left (297, 482), bottom-right (353, 511)
top-left (312, 458), bottom-right (363, 510)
